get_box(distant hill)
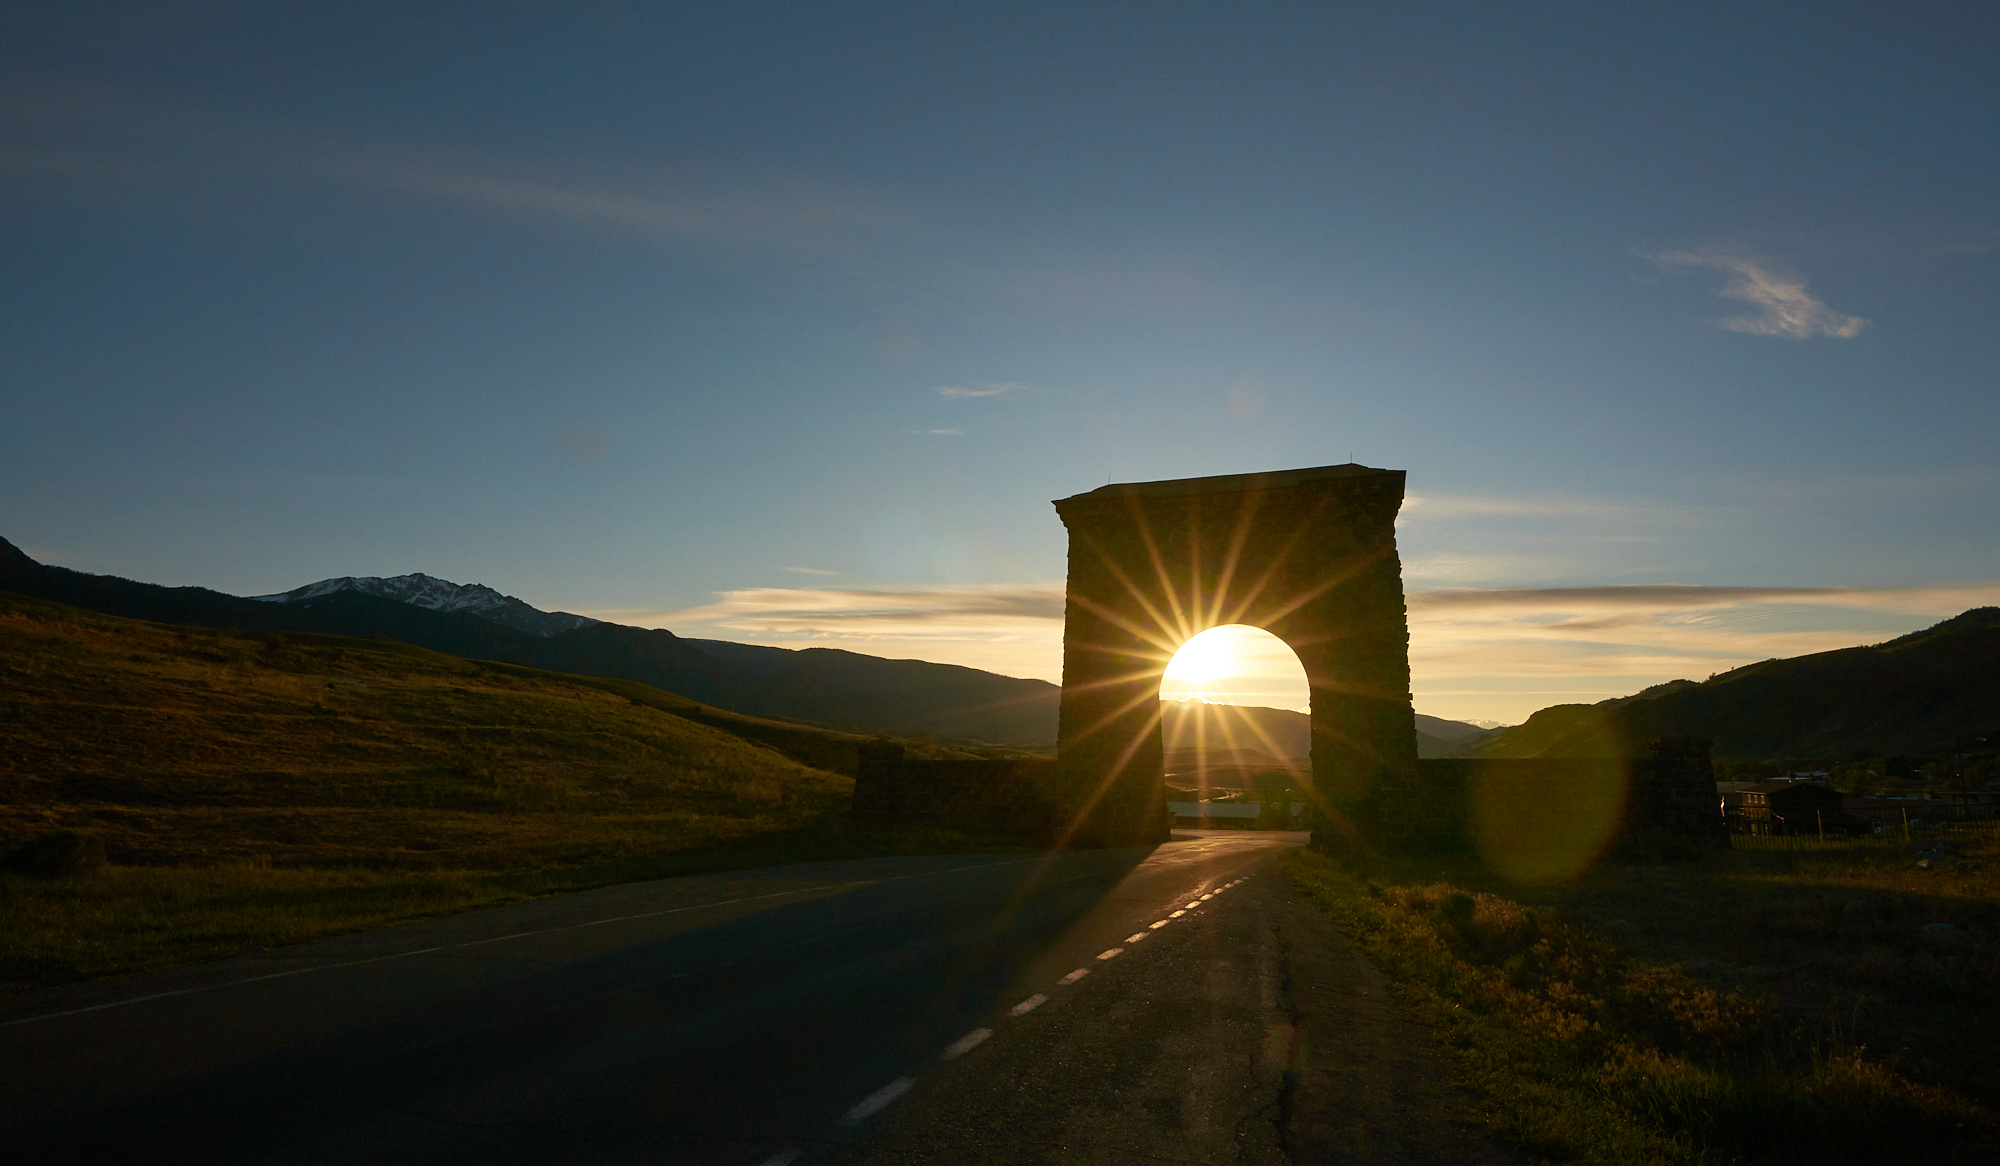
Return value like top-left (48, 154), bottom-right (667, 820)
top-left (1162, 699), bottom-right (1310, 759)
top-left (1461, 608), bottom-right (2000, 759)
top-left (1159, 698), bottom-right (1485, 760)
top-left (686, 639), bottom-right (1060, 744)
top-left (0, 538), bottom-right (1057, 744)
top-left (1415, 712), bottom-right (1493, 741)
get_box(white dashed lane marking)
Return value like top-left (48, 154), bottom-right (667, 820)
top-left (823, 866), bottom-right (1266, 1153)
top-left (838, 1077), bottom-right (914, 1126)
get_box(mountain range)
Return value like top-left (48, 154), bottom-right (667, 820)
top-left (0, 538), bottom-right (1059, 744)
top-left (253, 574), bottom-right (603, 638)
top-left (4, 543), bottom-right (1505, 750)
top-left (10, 536), bottom-right (1990, 760)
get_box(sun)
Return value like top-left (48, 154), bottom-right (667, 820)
top-left (1162, 626), bottom-right (1240, 689)
top-left (1159, 624), bottom-right (1310, 709)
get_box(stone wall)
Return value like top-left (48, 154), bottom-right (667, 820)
top-left (849, 741), bottom-right (1073, 842)
top-left (1375, 737), bottom-right (1726, 866)
top-left (851, 735), bottom-right (1725, 863)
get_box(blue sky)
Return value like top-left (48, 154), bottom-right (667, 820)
top-left (4, 2), bottom-right (1997, 722)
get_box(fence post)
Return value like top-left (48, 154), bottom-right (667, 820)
top-left (1817, 808), bottom-right (1824, 842)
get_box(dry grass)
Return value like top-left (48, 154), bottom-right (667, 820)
top-left (0, 593), bottom-right (877, 996)
top-left (1285, 837), bottom-right (1999, 1165)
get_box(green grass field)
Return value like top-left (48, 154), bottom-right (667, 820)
top-left (1285, 834), bottom-right (1998, 1165)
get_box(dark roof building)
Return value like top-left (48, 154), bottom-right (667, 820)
top-left (1732, 780), bottom-right (1846, 835)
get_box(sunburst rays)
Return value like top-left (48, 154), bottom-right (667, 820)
top-left (1056, 479), bottom-right (1384, 836)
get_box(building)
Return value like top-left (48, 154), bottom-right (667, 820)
top-left (1731, 780), bottom-right (1847, 836)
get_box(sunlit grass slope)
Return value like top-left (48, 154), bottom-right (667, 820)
top-left (0, 591), bottom-right (871, 994)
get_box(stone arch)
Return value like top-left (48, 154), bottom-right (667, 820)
top-left (1052, 464), bottom-right (1416, 845)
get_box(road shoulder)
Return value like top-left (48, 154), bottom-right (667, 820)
top-left (1272, 876), bottom-right (1517, 1165)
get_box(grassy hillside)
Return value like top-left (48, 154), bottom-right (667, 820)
top-left (1463, 608), bottom-right (2000, 760)
top-left (0, 592), bottom-right (1005, 996)
top-left (0, 590), bottom-right (859, 864)
top-left (0, 535), bottom-right (1061, 745)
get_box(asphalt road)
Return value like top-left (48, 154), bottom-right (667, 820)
top-left (1, 830), bottom-right (1497, 1165)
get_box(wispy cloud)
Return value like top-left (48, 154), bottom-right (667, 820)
top-left (639, 583), bottom-right (1068, 642)
top-left (1404, 581), bottom-right (2000, 719)
top-left (935, 382), bottom-right (1026, 398)
top-left (1649, 248), bottom-right (1868, 339)
top-left (911, 428), bottom-right (963, 436)
top-left (1401, 552), bottom-right (1587, 586)
top-left (587, 578), bottom-right (2000, 722)
top-left (0, 81), bottom-right (904, 262)
top-left (1402, 492), bottom-right (1676, 522)
top-left (604, 580), bottom-right (1999, 651)
top-left (782, 566), bottom-right (841, 576)
top-left (1410, 582), bottom-right (2000, 617)
top-left (343, 157), bottom-right (888, 256)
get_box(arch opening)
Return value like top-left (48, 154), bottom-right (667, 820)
top-left (1161, 624), bottom-right (1310, 711)
top-left (1160, 624), bottom-right (1312, 824)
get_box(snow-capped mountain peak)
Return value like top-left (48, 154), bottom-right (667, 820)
top-left (251, 573), bottom-right (602, 638)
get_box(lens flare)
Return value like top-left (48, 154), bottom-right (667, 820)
top-left (1471, 758), bottom-right (1628, 882)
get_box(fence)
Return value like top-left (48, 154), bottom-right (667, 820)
top-left (1730, 803), bottom-right (2000, 849)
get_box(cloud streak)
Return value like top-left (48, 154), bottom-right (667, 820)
top-left (1650, 248), bottom-right (1868, 339)
top-left (1411, 582), bottom-right (2000, 616)
top-left (935, 383), bottom-right (1026, 398)
top-left (0, 81), bottom-right (904, 263)
top-left (627, 580), bottom-right (2000, 642)
top-left (594, 578), bottom-right (2000, 720)
top-left (641, 583), bottom-right (1068, 641)
top-left (1400, 492), bottom-right (1697, 523)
